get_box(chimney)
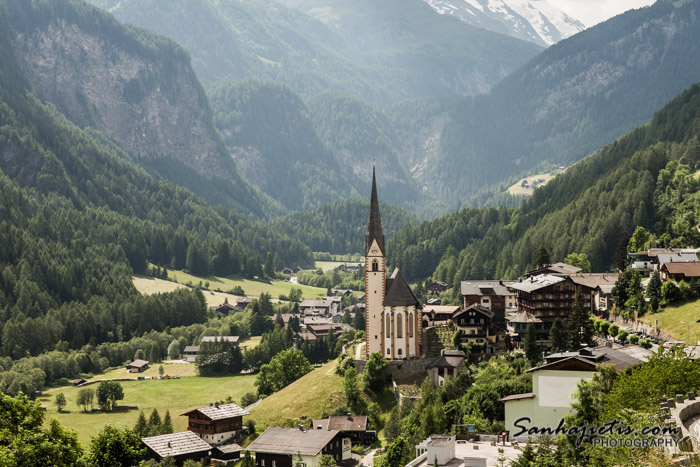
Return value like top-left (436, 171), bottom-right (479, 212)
top-left (167, 441), bottom-right (171, 448)
top-left (298, 424), bottom-right (305, 432)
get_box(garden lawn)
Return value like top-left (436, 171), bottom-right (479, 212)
top-left (40, 368), bottom-right (256, 445)
top-left (640, 299), bottom-right (700, 345)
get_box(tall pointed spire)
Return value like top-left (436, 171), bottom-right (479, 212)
top-left (366, 165), bottom-right (385, 255)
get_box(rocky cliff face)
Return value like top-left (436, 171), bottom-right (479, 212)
top-left (14, 19), bottom-right (229, 179)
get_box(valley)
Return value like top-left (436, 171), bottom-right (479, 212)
top-left (1, 0), bottom-right (700, 465)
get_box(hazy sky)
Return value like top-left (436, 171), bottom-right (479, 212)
top-left (548, 0), bottom-right (656, 27)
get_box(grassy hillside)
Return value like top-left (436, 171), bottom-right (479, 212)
top-left (40, 363), bottom-right (256, 444)
top-left (248, 360), bottom-right (344, 429)
top-left (640, 300), bottom-right (700, 345)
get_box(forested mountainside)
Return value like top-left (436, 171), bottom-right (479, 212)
top-left (0, 2), bottom-right (312, 359)
top-left (270, 198), bottom-right (419, 255)
top-left (87, 0), bottom-right (542, 105)
top-left (4, 0), bottom-right (274, 216)
top-left (209, 81), bottom-right (357, 211)
top-left (306, 93), bottom-right (425, 210)
top-left (422, 0), bottom-right (700, 203)
top-left (388, 81), bottom-right (700, 285)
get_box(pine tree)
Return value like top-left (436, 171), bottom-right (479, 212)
top-left (567, 287), bottom-right (594, 349)
top-left (147, 409), bottom-right (162, 436)
top-left (549, 318), bottom-right (568, 353)
top-left (134, 411), bottom-right (148, 437)
top-left (162, 410), bottom-right (174, 434)
top-left (534, 247), bottom-right (550, 268)
top-left (524, 323), bottom-right (539, 366)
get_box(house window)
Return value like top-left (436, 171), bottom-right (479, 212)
top-left (386, 315), bottom-right (391, 338)
top-left (409, 313), bottom-right (414, 337)
top-left (398, 348), bottom-right (402, 356)
top-left (372, 260), bottom-right (378, 272)
top-left (397, 313), bottom-right (403, 338)
top-left (387, 348), bottom-right (391, 355)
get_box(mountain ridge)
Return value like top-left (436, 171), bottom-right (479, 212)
top-left (423, 0), bottom-right (586, 46)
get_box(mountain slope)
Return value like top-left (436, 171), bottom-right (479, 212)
top-left (5, 0), bottom-right (274, 216)
top-left (209, 80), bottom-right (357, 211)
top-left (270, 198), bottom-right (419, 255)
top-left (88, 0), bottom-right (542, 105)
top-left (423, 0), bottom-right (585, 46)
top-left (424, 0), bottom-right (700, 204)
top-left (388, 81), bottom-right (700, 284)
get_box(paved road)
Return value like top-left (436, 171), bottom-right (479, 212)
top-left (360, 448), bottom-right (379, 467)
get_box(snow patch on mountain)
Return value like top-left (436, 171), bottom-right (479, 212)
top-left (423, 0), bottom-right (586, 46)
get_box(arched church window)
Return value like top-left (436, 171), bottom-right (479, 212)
top-left (397, 313), bottom-right (403, 338)
top-left (398, 348), bottom-right (402, 356)
top-left (409, 313), bottom-right (414, 338)
top-left (372, 259), bottom-right (378, 272)
top-left (386, 314), bottom-right (391, 338)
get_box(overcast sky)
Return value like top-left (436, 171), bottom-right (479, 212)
top-left (548, 0), bottom-right (656, 27)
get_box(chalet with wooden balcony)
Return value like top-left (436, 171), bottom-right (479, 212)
top-left (452, 304), bottom-right (504, 354)
top-left (182, 402), bottom-right (249, 446)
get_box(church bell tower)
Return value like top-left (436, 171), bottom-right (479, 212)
top-left (365, 166), bottom-right (385, 357)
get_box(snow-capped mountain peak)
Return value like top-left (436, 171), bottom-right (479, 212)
top-left (423, 0), bottom-right (586, 47)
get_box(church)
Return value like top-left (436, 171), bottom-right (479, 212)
top-left (364, 168), bottom-right (423, 360)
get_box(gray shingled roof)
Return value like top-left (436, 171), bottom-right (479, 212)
top-left (201, 336), bottom-right (240, 344)
top-left (128, 359), bottom-right (149, 368)
top-left (247, 427), bottom-right (339, 455)
top-left (142, 431), bottom-right (211, 458)
top-left (182, 403), bottom-right (249, 421)
top-left (460, 280), bottom-right (515, 296)
top-left (383, 268), bottom-right (421, 308)
top-left (311, 415), bottom-right (368, 432)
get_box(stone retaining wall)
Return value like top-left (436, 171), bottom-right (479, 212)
top-left (352, 357), bottom-right (429, 379)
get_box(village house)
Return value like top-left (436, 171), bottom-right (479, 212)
top-left (126, 359), bottom-right (149, 373)
top-left (281, 267), bottom-right (294, 275)
top-left (299, 299), bottom-right (335, 316)
top-left (507, 275), bottom-right (575, 343)
top-left (421, 305), bottom-right (460, 328)
top-left (209, 298), bottom-right (236, 316)
top-left (524, 262), bottom-right (582, 277)
top-left (661, 261), bottom-right (700, 281)
top-left (566, 273), bottom-right (619, 313)
top-left (426, 349), bottom-right (466, 387)
top-left (311, 414), bottom-right (375, 445)
top-left (501, 346), bottom-right (650, 434)
top-left (452, 304), bottom-right (504, 354)
top-left (246, 426), bottom-right (351, 466)
top-left (427, 281), bottom-right (448, 295)
top-left (142, 430), bottom-right (211, 465)
top-left (183, 402), bottom-right (249, 446)
top-left (183, 345), bottom-right (200, 363)
top-left (201, 336), bottom-right (240, 346)
top-left (305, 323), bottom-right (352, 340)
top-left (460, 280), bottom-right (517, 326)
top-left (211, 444), bottom-right (242, 465)
top-left (234, 297), bottom-right (253, 311)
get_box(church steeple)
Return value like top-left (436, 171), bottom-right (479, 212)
top-left (366, 165), bottom-right (385, 255)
